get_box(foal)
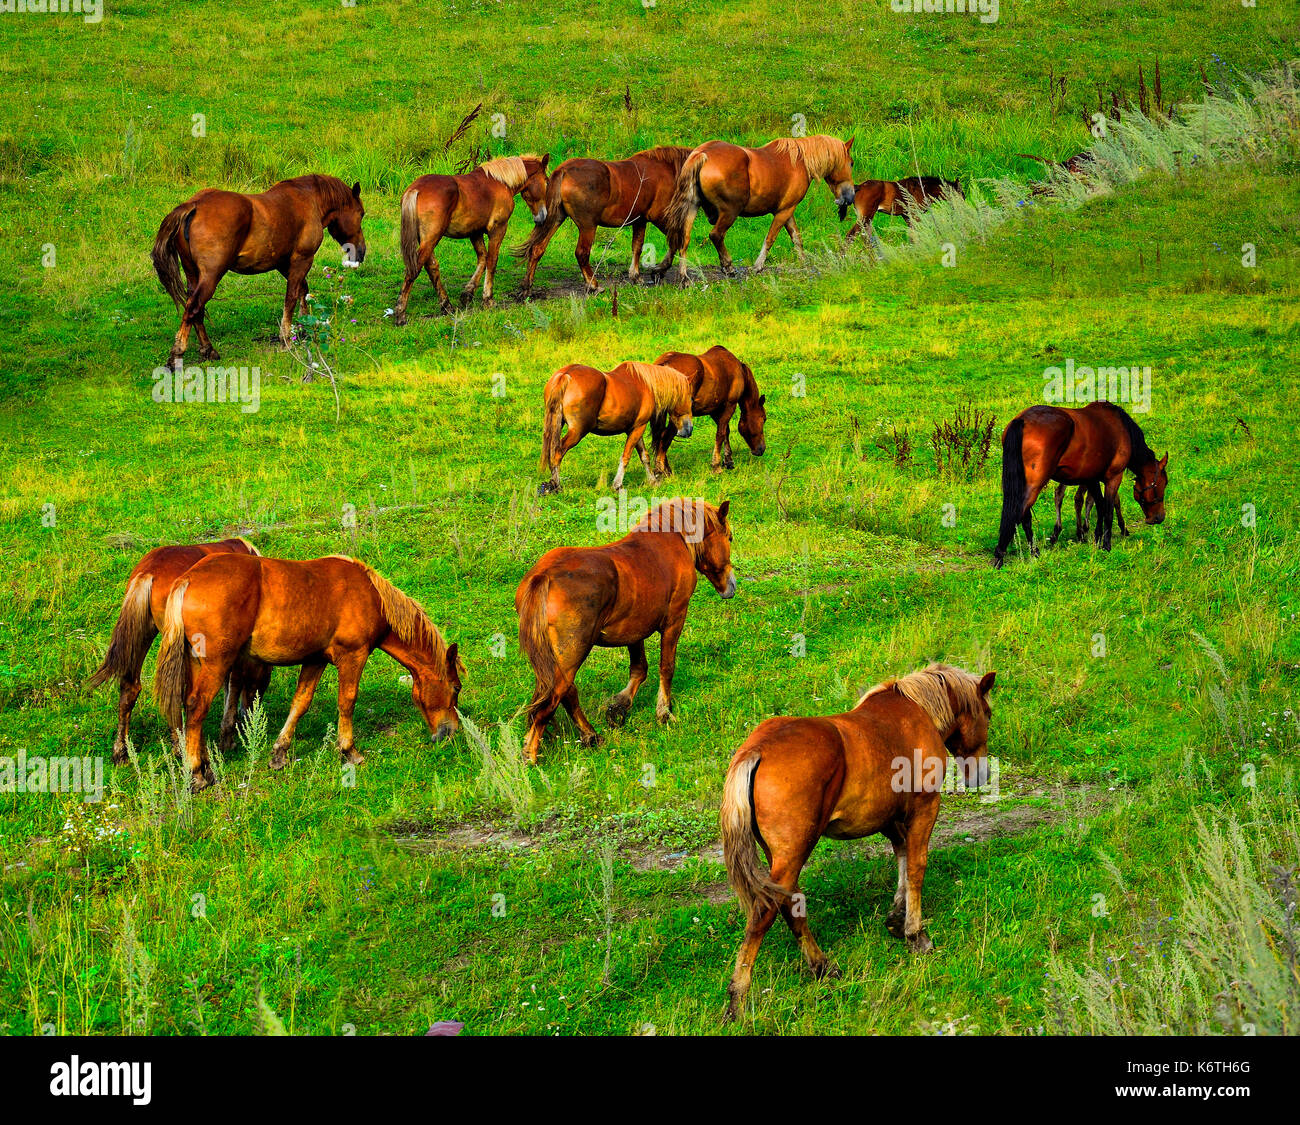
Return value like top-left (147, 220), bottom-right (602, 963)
top-left (845, 176), bottom-right (962, 244)
top-left (516, 499), bottom-right (736, 763)
top-left (720, 663), bottom-right (996, 1021)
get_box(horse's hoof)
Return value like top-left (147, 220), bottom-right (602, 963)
top-left (605, 698), bottom-right (631, 726)
top-left (886, 912), bottom-right (905, 939)
top-left (537, 482), bottom-right (558, 497)
top-left (655, 703), bottom-right (673, 724)
top-left (190, 770), bottom-right (214, 793)
top-left (990, 556), bottom-right (1005, 570)
top-left (393, 314), bottom-right (407, 328)
top-left (580, 732), bottom-right (604, 749)
top-left (908, 931), bottom-right (935, 955)
top-left (269, 748), bottom-right (288, 771)
top-left (811, 959), bottom-right (840, 981)
top-left (200, 348), bottom-right (220, 362)
top-left (342, 747), bottom-right (364, 765)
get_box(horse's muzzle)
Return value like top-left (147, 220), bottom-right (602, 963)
top-left (720, 572), bottom-right (737, 599)
top-left (753, 443), bottom-right (767, 457)
top-left (677, 420), bottom-right (694, 439)
top-left (432, 719), bottom-right (455, 743)
top-left (534, 207), bottom-right (548, 225)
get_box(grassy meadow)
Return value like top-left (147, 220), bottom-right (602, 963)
top-left (1, 2), bottom-right (1299, 1036)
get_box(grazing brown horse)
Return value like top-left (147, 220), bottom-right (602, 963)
top-left (516, 498), bottom-right (736, 763)
top-left (153, 175), bottom-right (367, 366)
top-left (87, 538), bottom-right (271, 764)
top-left (513, 146), bottom-right (692, 294)
top-left (720, 663), bottom-right (996, 1021)
top-left (651, 346), bottom-right (767, 474)
top-left (1051, 482), bottom-right (1127, 546)
top-left (154, 554), bottom-right (462, 791)
top-left (537, 361), bottom-right (694, 495)
top-left (993, 401), bottom-right (1168, 568)
top-left (668, 135), bottom-right (855, 278)
top-left (845, 176), bottom-right (963, 242)
top-left (393, 154), bottom-right (550, 324)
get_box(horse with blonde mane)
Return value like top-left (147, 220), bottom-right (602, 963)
top-left (393, 154), bottom-right (550, 323)
top-left (720, 662), bottom-right (996, 1021)
top-left (154, 554), bottom-right (463, 791)
top-left (667, 134), bottom-right (855, 278)
top-left (516, 498), bottom-right (736, 763)
top-left (651, 346), bottom-right (767, 475)
top-left (537, 361), bottom-right (694, 495)
top-left (87, 538), bottom-right (271, 764)
top-left (513, 145), bottom-right (693, 294)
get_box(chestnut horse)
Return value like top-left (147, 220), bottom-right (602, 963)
top-left (154, 554), bottom-right (462, 791)
top-left (87, 538), bottom-right (270, 764)
top-left (393, 154), bottom-right (550, 323)
top-left (720, 663), bottom-right (996, 1021)
top-left (537, 361), bottom-right (694, 495)
top-left (1051, 482), bottom-right (1127, 546)
top-left (993, 401), bottom-right (1168, 568)
top-left (513, 146), bottom-right (692, 294)
top-left (651, 346), bottom-right (767, 474)
top-left (153, 174), bottom-right (367, 366)
top-left (516, 498), bottom-right (736, 763)
top-left (845, 176), bottom-right (963, 243)
top-left (667, 135), bottom-right (855, 278)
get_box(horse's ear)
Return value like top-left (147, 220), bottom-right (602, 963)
top-left (351, 181), bottom-right (361, 198)
top-left (446, 642), bottom-right (461, 677)
top-left (758, 393), bottom-right (766, 405)
top-left (845, 136), bottom-right (855, 153)
top-left (541, 153), bottom-right (551, 171)
top-left (978, 671), bottom-right (996, 696)
top-left (1158, 452), bottom-right (1168, 469)
top-left (717, 499), bottom-right (730, 524)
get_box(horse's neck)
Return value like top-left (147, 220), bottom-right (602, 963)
top-left (738, 368), bottom-right (759, 410)
top-left (379, 631), bottom-right (435, 676)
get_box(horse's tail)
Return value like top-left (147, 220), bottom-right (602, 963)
top-left (720, 746), bottom-right (787, 916)
top-left (512, 165), bottom-right (567, 260)
top-left (539, 370), bottom-right (569, 472)
top-left (665, 148), bottom-right (708, 249)
top-left (153, 579), bottom-right (192, 730)
top-left (152, 202), bottom-right (193, 310)
top-left (997, 416), bottom-right (1028, 553)
top-left (517, 573), bottom-right (557, 720)
top-left (86, 574), bottom-right (154, 691)
top-left (399, 185), bottom-right (422, 278)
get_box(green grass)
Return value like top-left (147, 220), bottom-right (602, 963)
top-left (1, 2), bottom-right (1298, 1035)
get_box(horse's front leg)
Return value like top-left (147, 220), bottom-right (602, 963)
top-left (655, 618), bottom-right (685, 723)
top-left (481, 223), bottom-right (508, 307)
top-left (334, 652), bottom-right (367, 766)
top-left (280, 257), bottom-right (312, 347)
top-left (902, 796), bottom-right (940, 953)
top-left (1048, 481), bottom-right (1066, 546)
top-left (612, 423), bottom-right (648, 491)
top-left (782, 214), bottom-right (804, 258)
top-left (628, 220), bottom-right (647, 282)
top-left (716, 404), bottom-right (737, 470)
top-left (606, 641), bottom-right (648, 726)
top-left (1100, 474), bottom-right (1123, 551)
top-left (753, 207), bottom-right (794, 271)
top-left (269, 661), bottom-right (327, 770)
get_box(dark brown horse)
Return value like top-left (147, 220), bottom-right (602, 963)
top-left (153, 174), bottom-right (367, 366)
top-left (513, 146), bottom-right (692, 294)
top-left (87, 538), bottom-right (270, 764)
top-left (651, 346), bottom-right (766, 474)
top-left (668, 135), bottom-right (855, 278)
top-left (393, 154), bottom-right (550, 323)
top-left (154, 554), bottom-right (462, 791)
top-left (537, 361), bottom-right (694, 495)
top-left (1051, 482), bottom-right (1127, 546)
top-left (994, 401), bottom-right (1168, 568)
top-left (516, 498), bottom-right (736, 763)
top-left (720, 663), bottom-right (996, 1021)
top-left (845, 176), bottom-right (963, 243)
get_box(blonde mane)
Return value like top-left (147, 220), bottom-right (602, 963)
top-left (857, 663), bottom-right (983, 734)
top-left (768, 135), bottom-right (848, 179)
top-left (236, 537), bottom-right (261, 557)
top-left (479, 153), bottom-right (542, 190)
top-left (632, 498), bottom-right (726, 559)
top-left (346, 558), bottom-right (462, 672)
top-left (622, 361), bottom-right (691, 413)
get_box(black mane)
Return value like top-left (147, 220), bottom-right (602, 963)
top-left (1109, 402), bottom-right (1156, 469)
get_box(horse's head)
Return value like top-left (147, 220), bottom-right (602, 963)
top-left (521, 154), bottom-right (551, 224)
top-left (694, 499), bottom-right (736, 599)
top-left (829, 137), bottom-right (856, 220)
top-left (737, 387), bottom-right (767, 457)
top-left (1133, 453), bottom-right (1169, 524)
top-left (946, 670), bottom-right (996, 788)
top-left (668, 383), bottom-right (694, 440)
top-left (412, 642), bottom-right (463, 743)
top-left (328, 180), bottom-right (367, 265)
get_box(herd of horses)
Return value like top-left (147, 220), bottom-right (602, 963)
top-left (151, 133), bottom-right (967, 364)
top-left (123, 133), bottom-right (1172, 1021)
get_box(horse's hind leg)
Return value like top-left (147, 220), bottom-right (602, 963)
top-left (421, 238), bottom-right (452, 313)
top-left (181, 259), bottom-right (220, 361)
top-left (560, 683), bottom-right (601, 748)
top-left (182, 657), bottom-right (231, 792)
top-left (783, 215), bottom-right (804, 258)
top-left (170, 270), bottom-right (221, 368)
top-left (654, 618), bottom-right (686, 724)
top-left (269, 661), bottom-right (327, 770)
top-left (1076, 486), bottom-right (1090, 541)
top-left (709, 211), bottom-right (740, 275)
top-left (463, 233), bottom-right (488, 303)
top-left (775, 848), bottom-right (833, 980)
top-left (882, 823), bottom-right (908, 937)
top-left (606, 641), bottom-right (648, 726)
top-left (481, 223), bottom-right (508, 306)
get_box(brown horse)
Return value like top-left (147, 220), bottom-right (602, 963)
top-left (651, 346), bottom-right (767, 474)
top-left (87, 538), bottom-right (271, 764)
top-left (994, 401), bottom-right (1168, 568)
top-left (154, 554), bottom-right (462, 791)
top-left (720, 663), bottom-right (996, 1021)
top-left (1051, 482), bottom-right (1127, 546)
top-left (393, 154), bottom-right (550, 324)
top-left (668, 135), bottom-right (856, 278)
top-left (516, 498), bottom-right (736, 763)
top-left (845, 176), bottom-right (963, 243)
top-left (153, 174), bottom-right (367, 366)
top-left (537, 361), bottom-right (694, 495)
top-left (513, 146), bottom-right (692, 294)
